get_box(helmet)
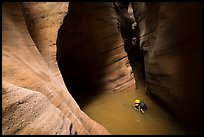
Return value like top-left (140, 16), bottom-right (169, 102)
top-left (135, 99), bottom-right (141, 104)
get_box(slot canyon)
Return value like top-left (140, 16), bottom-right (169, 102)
top-left (2, 2), bottom-right (202, 135)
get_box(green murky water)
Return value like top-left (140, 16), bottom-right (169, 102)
top-left (82, 87), bottom-right (189, 135)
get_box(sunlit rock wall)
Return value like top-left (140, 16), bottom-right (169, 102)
top-left (2, 2), bottom-right (110, 135)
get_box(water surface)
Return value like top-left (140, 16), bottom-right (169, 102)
top-left (82, 87), bottom-right (189, 135)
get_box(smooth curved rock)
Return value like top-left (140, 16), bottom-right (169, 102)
top-left (2, 2), bottom-right (110, 135)
top-left (132, 2), bottom-right (202, 130)
top-left (56, 2), bottom-right (136, 105)
top-left (2, 2), bottom-right (202, 135)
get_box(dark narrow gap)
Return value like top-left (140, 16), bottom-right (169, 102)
top-left (114, 2), bottom-right (146, 90)
top-left (123, 24), bottom-right (146, 90)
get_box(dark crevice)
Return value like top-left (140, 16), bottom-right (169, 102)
top-left (114, 2), bottom-right (146, 89)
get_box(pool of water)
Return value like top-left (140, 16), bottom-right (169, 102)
top-left (81, 86), bottom-right (190, 135)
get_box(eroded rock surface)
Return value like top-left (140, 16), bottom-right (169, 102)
top-left (2, 2), bottom-right (110, 135)
top-left (56, 2), bottom-right (136, 105)
top-left (2, 2), bottom-right (202, 135)
top-left (132, 2), bottom-right (202, 130)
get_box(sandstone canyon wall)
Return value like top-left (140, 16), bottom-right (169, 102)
top-left (2, 2), bottom-right (202, 135)
top-left (132, 2), bottom-right (202, 129)
top-left (56, 2), bottom-right (136, 105)
top-left (2, 2), bottom-right (110, 135)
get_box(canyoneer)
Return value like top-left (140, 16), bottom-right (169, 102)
top-left (134, 99), bottom-right (148, 114)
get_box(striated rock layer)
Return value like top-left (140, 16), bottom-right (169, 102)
top-left (56, 2), bottom-right (136, 105)
top-left (2, 2), bottom-right (110, 135)
top-left (132, 2), bottom-right (202, 130)
top-left (3, 1), bottom-right (201, 135)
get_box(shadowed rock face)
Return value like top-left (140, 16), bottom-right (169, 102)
top-left (132, 2), bottom-right (202, 130)
top-left (56, 2), bottom-right (135, 106)
top-left (2, 2), bottom-right (110, 135)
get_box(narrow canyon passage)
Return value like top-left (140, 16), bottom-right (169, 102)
top-left (2, 2), bottom-right (202, 135)
top-left (56, 2), bottom-right (202, 135)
